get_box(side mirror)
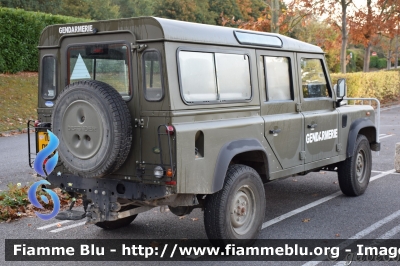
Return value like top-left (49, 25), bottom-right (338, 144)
top-left (336, 78), bottom-right (346, 98)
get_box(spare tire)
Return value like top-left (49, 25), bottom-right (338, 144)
top-left (52, 80), bottom-right (132, 178)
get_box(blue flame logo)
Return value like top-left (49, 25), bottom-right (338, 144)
top-left (34, 130), bottom-right (59, 176)
top-left (29, 130), bottom-right (60, 220)
top-left (28, 180), bottom-right (60, 220)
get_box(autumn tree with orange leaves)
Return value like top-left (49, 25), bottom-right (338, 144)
top-left (349, 0), bottom-right (400, 72)
top-left (237, 1), bottom-right (311, 36)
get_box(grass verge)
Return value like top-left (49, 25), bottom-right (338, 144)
top-left (0, 182), bottom-right (81, 222)
top-left (0, 72), bottom-right (38, 132)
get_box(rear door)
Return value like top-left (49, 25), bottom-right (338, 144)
top-left (258, 50), bottom-right (304, 170)
top-left (60, 32), bottom-right (140, 175)
top-left (138, 43), bottom-right (171, 176)
top-left (296, 53), bottom-right (339, 165)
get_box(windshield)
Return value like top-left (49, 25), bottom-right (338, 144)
top-left (68, 43), bottom-right (131, 99)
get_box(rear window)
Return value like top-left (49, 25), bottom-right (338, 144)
top-left (143, 50), bottom-right (163, 101)
top-left (41, 56), bottom-right (57, 100)
top-left (67, 43), bottom-right (131, 100)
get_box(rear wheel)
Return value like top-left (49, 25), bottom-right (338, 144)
top-left (204, 164), bottom-right (266, 246)
top-left (338, 135), bottom-right (372, 196)
top-left (95, 205), bottom-right (137, 230)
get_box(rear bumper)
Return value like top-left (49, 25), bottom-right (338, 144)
top-left (47, 172), bottom-right (168, 201)
top-left (47, 172), bottom-right (170, 222)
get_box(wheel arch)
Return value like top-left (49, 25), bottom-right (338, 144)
top-left (212, 139), bottom-right (269, 193)
top-left (347, 118), bottom-right (379, 158)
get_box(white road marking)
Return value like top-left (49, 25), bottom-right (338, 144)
top-left (42, 170), bottom-right (395, 234)
top-left (377, 223), bottom-right (400, 239)
top-left (262, 191), bottom-right (342, 229)
top-left (37, 220), bottom-right (72, 230)
top-left (370, 169), bottom-right (395, 181)
top-left (372, 170), bottom-right (400, 175)
top-left (262, 170), bottom-right (395, 230)
top-left (49, 221), bottom-right (87, 233)
top-left (303, 209), bottom-right (400, 266)
top-left (379, 134), bottom-right (394, 140)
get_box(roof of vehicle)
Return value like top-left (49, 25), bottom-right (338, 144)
top-left (39, 17), bottom-right (323, 53)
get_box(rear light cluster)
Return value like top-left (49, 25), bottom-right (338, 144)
top-left (153, 166), bottom-right (174, 178)
top-left (153, 165), bottom-right (175, 185)
top-left (152, 125), bottom-right (176, 184)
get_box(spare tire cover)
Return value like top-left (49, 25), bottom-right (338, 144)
top-left (52, 80), bottom-right (132, 178)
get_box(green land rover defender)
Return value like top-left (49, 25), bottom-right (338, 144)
top-left (28, 17), bottom-right (380, 244)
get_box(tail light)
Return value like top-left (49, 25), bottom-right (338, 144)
top-left (166, 125), bottom-right (174, 135)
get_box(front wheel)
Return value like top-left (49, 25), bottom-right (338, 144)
top-left (204, 164), bottom-right (266, 246)
top-left (338, 135), bottom-right (372, 196)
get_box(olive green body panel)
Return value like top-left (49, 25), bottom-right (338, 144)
top-left (34, 17), bottom-right (379, 202)
top-left (173, 117), bottom-right (269, 194)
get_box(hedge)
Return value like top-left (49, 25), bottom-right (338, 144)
top-left (0, 8), bottom-right (88, 73)
top-left (369, 56), bottom-right (379, 68)
top-left (377, 58), bottom-right (387, 69)
top-left (331, 70), bottom-right (400, 102)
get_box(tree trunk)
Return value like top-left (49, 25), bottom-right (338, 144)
top-left (387, 50), bottom-right (392, 70)
top-left (363, 0), bottom-right (372, 73)
top-left (387, 38), bottom-right (393, 70)
top-left (395, 35), bottom-right (399, 69)
top-left (363, 43), bottom-right (371, 72)
top-left (340, 0), bottom-right (348, 74)
top-left (271, 0), bottom-right (279, 33)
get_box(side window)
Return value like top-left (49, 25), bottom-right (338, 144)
top-left (264, 56), bottom-right (291, 101)
top-left (178, 51), bottom-right (251, 103)
top-left (179, 51), bottom-right (217, 102)
top-left (215, 53), bottom-right (251, 101)
top-left (301, 58), bottom-right (330, 98)
top-left (41, 56), bottom-right (56, 100)
top-left (143, 50), bottom-right (163, 101)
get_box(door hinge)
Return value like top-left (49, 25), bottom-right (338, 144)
top-left (296, 103), bottom-right (302, 112)
top-left (135, 118), bottom-right (145, 128)
top-left (131, 44), bottom-right (147, 53)
top-left (336, 143), bottom-right (342, 152)
top-left (299, 151), bottom-right (306, 160)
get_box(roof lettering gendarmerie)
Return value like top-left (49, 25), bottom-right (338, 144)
top-left (39, 17), bottom-right (323, 53)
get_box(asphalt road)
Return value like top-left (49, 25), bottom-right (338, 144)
top-left (1, 105), bottom-right (400, 266)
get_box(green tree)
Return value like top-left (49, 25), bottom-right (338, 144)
top-left (208, 0), bottom-right (242, 25)
top-left (59, 0), bottom-right (91, 19)
top-left (87, 0), bottom-right (120, 20)
top-left (0, 0), bottom-right (63, 14)
top-left (153, 0), bottom-right (201, 23)
top-left (116, 0), bottom-right (153, 18)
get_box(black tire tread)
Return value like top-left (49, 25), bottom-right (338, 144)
top-left (53, 80), bottom-right (132, 178)
top-left (204, 164), bottom-right (265, 245)
top-left (338, 135), bottom-right (372, 196)
top-left (95, 205), bottom-right (137, 230)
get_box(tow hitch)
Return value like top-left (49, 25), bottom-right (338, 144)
top-left (55, 195), bottom-right (89, 221)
